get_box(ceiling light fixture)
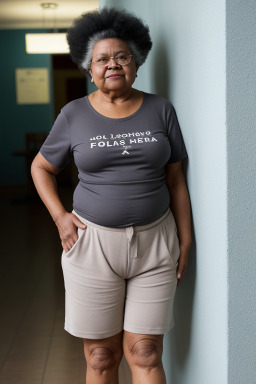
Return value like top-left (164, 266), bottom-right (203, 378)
top-left (25, 3), bottom-right (69, 54)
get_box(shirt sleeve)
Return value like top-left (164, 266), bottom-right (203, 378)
top-left (167, 105), bottom-right (188, 164)
top-left (40, 110), bottom-right (72, 169)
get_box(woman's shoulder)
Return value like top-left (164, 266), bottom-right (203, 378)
top-left (61, 96), bottom-right (89, 116)
top-left (143, 92), bottom-right (174, 112)
top-left (143, 92), bottom-right (173, 106)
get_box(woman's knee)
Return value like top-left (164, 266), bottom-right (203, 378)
top-left (84, 332), bottom-right (123, 374)
top-left (124, 333), bottom-right (163, 371)
top-left (87, 346), bottom-right (116, 372)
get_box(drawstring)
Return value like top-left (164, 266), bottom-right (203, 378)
top-left (126, 226), bottom-right (138, 259)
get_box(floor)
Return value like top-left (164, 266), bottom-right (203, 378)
top-left (0, 187), bottom-right (131, 384)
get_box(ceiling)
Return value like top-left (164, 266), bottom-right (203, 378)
top-left (0, 0), bottom-right (99, 29)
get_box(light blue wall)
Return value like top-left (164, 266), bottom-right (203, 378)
top-left (226, 1), bottom-right (256, 382)
top-left (100, 1), bottom-right (228, 383)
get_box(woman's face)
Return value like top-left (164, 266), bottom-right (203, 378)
top-left (89, 38), bottom-right (137, 94)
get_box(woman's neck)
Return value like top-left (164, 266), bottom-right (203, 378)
top-left (95, 88), bottom-right (133, 105)
top-left (88, 88), bottom-right (144, 119)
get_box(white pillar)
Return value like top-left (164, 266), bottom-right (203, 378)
top-left (226, 1), bottom-right (256, 382)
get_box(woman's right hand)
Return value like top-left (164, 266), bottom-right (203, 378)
top-left (31, 154), bottom-right (86, 253)
top-left (55, 212), bottom-right (87, 253)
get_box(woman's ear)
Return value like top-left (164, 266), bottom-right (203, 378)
top-left (88, 69), bottom-right (94, 83)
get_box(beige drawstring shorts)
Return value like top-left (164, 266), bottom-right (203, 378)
top-left (61, 209), bottom-right (180, 339)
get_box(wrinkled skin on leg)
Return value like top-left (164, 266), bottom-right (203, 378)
top-left (123, 331), bottom-right (166, 384)
top-left (83, 331), bottom-right (123, 384)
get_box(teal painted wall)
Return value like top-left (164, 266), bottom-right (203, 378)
top-left (0, 29), bottom-right (54, 186)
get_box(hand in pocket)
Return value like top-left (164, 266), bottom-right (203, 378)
top-left (55, 212), bottom-right (86, 253)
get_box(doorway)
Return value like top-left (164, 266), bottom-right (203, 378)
top-left (51, 54), bottom-right (87, 186)
top-left (51, 54), bottom-right (87, 118)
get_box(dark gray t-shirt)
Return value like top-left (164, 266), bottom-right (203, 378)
top-left (40, 92), bottom-right (187, 227)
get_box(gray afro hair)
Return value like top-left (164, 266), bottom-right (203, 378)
top-left (66, 7), bottom-right (152, 74)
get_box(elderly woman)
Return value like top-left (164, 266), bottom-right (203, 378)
top-left (31, 7), bottom-right (191, 384)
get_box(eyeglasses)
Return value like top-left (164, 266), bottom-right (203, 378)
top-left (91, 54), bottom-right (133, 67)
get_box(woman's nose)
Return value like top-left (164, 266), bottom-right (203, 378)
top-left (107, 57), bottom-right (121, 68)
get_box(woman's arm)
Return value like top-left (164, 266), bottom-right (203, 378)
top-left (31, 152), bottom-right (86, 252)
top-left (165, 161), bottom-right (192, 286)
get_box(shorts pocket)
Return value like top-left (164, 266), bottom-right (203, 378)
top-left (63, 227), bottom-right (86, 257)
top-left (161, 215), bottom-right (180, 266)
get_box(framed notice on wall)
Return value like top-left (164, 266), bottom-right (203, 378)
top-left (15, 68), bottom-right (50, 104)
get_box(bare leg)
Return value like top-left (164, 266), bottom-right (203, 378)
top-left (123, 331), bottom-right (166, 384)
top-left (83, 331), bottom-right (123, 384)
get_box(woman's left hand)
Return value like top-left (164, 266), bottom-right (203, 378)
top-left (165, 161), bottom-right (191, 287)
top-left (176, 244), bottom-right (190, 286)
